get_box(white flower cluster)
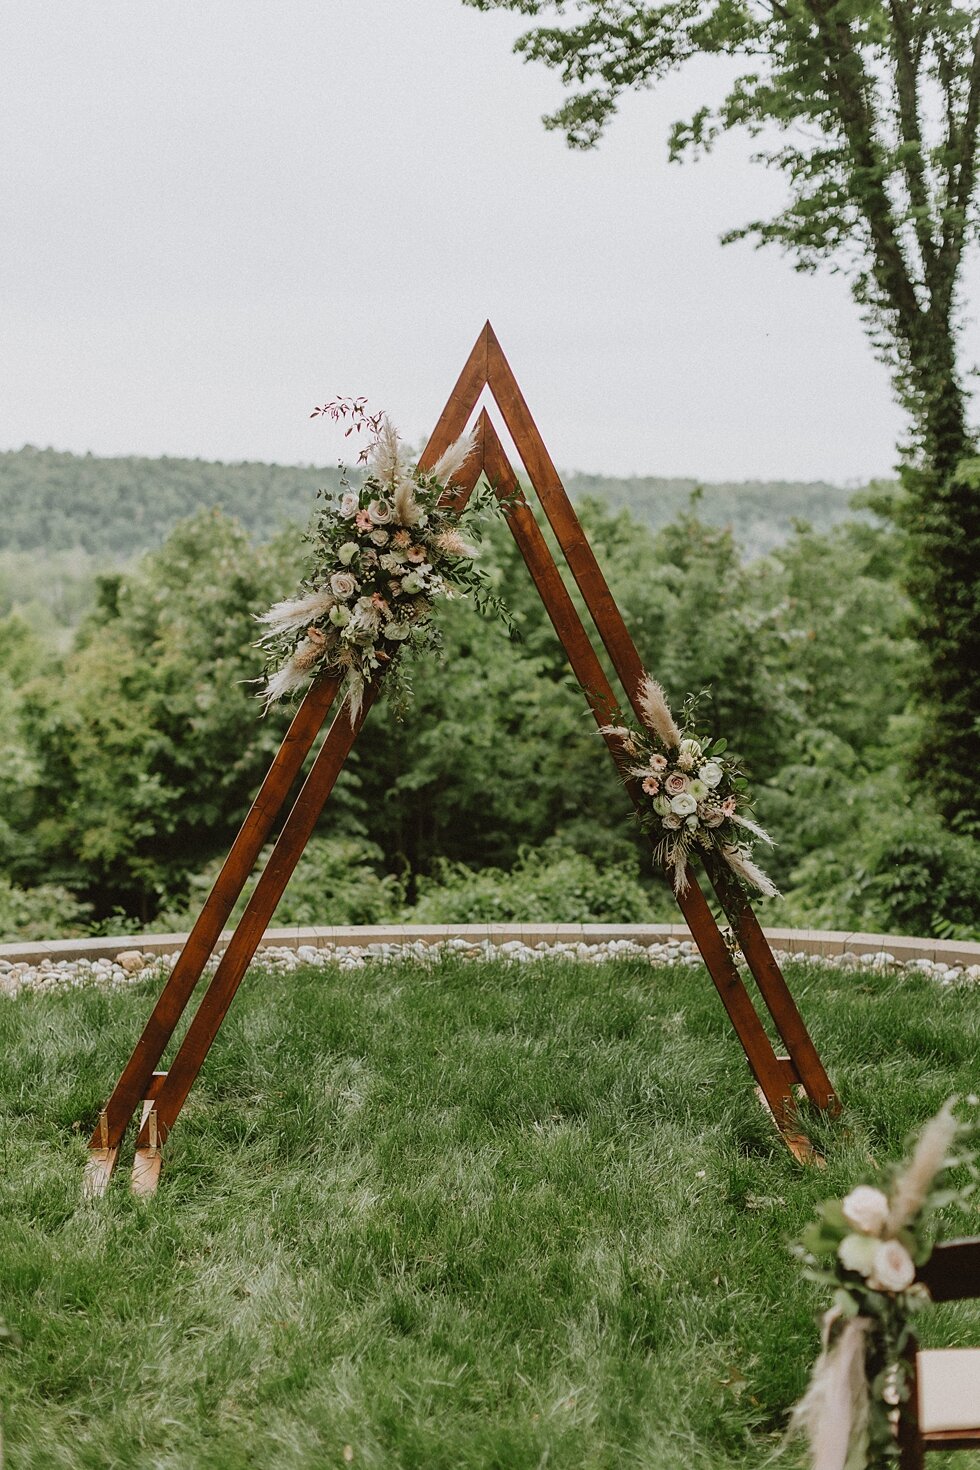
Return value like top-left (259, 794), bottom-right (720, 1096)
top-left (256, 418), bottom-right (497, 717)
top-left (838, 1185), bottom-right (917, 1290)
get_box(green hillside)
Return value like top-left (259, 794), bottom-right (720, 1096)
top-left (1, 446), bottom-right (875, 562)
top-left (564, 471), bottom-right (873, 557)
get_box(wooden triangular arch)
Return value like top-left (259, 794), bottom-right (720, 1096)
top-left (84, 323), bottom-right (837, 1197)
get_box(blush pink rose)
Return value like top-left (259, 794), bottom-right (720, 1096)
top-left (665, 772), bottom-right (689, 795)
top-left (869, 1239), bottom-right (916, 1292)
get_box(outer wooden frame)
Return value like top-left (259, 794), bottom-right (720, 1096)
top-left (85, 322), bottom-right (837, 1197)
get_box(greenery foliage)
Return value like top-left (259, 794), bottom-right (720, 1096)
top-left (158, 837), bottom-right (408, 933)
top-left (408, 844), bottom-right (663, 924)
top-left (0, 447), bottom-right (343, 557)
top-left (0, 446), bottom-right (873, 568)
top-left (0, 876), bottom-right (91, 945)
top-left (0, 467), bottom-right (975, 942)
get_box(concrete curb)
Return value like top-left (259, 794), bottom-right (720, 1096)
top-left (2, 923), bottom-right (979, 968)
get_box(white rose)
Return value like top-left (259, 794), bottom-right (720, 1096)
top-left (370, 528), bottom-right (389, 546)
top-left (842, 1185), bottom-right (890, 1236)
top-left (400, 573), bottom-right (423, 594)
top-left (337, 541), bottom-right (358, 566)
top-left (837, 1232), bottom-right (879, 1277)
top-left (685, 814), bottom-right (699, 830)
top-left (700, 761), bottom-right (723, 789)
top-left (869, 1239), bottom-right (916, 1292)
top-left (703, 808), bottom-right (725, 828)
top-left (330, 571), bottom-right (357, 600)
top-left (662, 813), bottom-right (683, 830)
top-left (368, 499), bottom-right (393, 524)
top-left (670, 792), bottom-right (698, 817)
top-left (339, 492), bottom-right (358, 517)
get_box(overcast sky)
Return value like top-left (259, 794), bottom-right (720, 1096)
top-left (3, 2), bottom-right (978, 482)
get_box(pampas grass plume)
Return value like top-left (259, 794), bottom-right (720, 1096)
top-left (372, 417), bottom-right (404, 485)
top-left (255, 589), bottom-right (335, 640)
top-left (433, 528), bottom-right (478, 559)
top-left (637, 675), bottom-right (682, 749)
top-left (788, 1314), bottom-right (871, 1470)
top-left (722, 844), bottom-right (781, 898)
top-left (887, 1100), bottom-right (959, 1233)
top-left (430, 426), bottom-right (478, 488)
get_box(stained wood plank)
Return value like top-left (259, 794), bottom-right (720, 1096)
top-left (918, 1238), bottom-right (980, 1301)
top-left (416, 322), bottom-right (489, 475)
top-left (709, 859), bottom-right (839, 1113)
top-left (82, 1147), bottom-right (119, 1200)
top-left (483, 332), bottom-right (834, 1130)
top-left (481, 417), bottom-right (803, 1131)
top-left (131, 1097), bottom-right (162, 1197)
top-left (139, 686), bottom-right (384, 1147)
top-left (88, 674), bottom-right (342, 1156)
top-left (132, 448), bottom-right (488, 1150)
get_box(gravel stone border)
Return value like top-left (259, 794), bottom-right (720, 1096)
top-left (2, 928), bottom-right (979, 1000)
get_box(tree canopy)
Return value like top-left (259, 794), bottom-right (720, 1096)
top-left (463, 0), bottom-right (980, 455)
top-left (463, 0), bottom-right (980, 827)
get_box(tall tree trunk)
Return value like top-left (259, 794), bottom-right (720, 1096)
top-left (899, 327), bottom-right (980, 830)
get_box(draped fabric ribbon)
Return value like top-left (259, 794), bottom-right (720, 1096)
top-left (790, 1308), bottom-right (872, 1470)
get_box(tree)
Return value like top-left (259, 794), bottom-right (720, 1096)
top-left (462, 0), bottom-right (980, 826)
top-left (19, 511), bottom-right (302, 919)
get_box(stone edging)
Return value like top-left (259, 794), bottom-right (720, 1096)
top-left (2, 922), bottom-right (979, 968)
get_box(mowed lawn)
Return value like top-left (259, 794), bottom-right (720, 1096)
top-left (2, 954), bottom-right (979, 1469)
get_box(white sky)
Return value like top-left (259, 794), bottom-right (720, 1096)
top-left (3, 1), bottom-right (977, 482)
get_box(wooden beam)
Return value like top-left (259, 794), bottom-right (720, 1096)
top-left (88, 674), bottom-right (343, 1159)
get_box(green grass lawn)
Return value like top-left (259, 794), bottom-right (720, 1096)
top-left (2, 954), bottom-right (979, 1469)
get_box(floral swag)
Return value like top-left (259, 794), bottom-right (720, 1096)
top-left (257, 415), bottom-right (514, 719)
top-left (791, 1100), bottom-right (979, 1469)
top-left (604, 677), bottom-right (779, 898)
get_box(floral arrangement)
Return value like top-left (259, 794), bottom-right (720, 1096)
top-left (604, 676), bottom-right (778, 897)
top-left (791, 1099), bottom-right (979, 1469)
top-left (257, 409), bottom-right (514, 718)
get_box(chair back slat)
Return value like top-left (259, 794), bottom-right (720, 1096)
top-left (917, 1239), bottom-right (980, 1302)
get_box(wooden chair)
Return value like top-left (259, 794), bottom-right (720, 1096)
top-left (898, 1238), bottom-right (980, 1467)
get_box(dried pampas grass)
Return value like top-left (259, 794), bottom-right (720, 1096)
top-left (637, 675), bottom-right (682, 749)
top-left (788, 1311), bottom-right (871, 1470)
top-left (730, 811), bottom-right (775, 846)
top-left (255, 589), bottom-right (335, 640)
top-left (430, 426), bottom-right (478, 488)
top-left (260, 634), bottom-right (325, 711)
top-left (371, 417), bottom-right (405, 485)
top-left (432, 528), bottom-right (478, 559)
top-left (721, 844), bottom-right (780, 898)
top-left (887, 1100), bottom-right (959, 1233)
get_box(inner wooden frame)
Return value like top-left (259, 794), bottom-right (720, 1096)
top-left (84, 322), bottom-right (837, 1197)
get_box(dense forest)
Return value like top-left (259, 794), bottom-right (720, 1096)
top-left (2, 447), bottom-right (977, 944)
top-left (0, 446), bottom-right (863, 560)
